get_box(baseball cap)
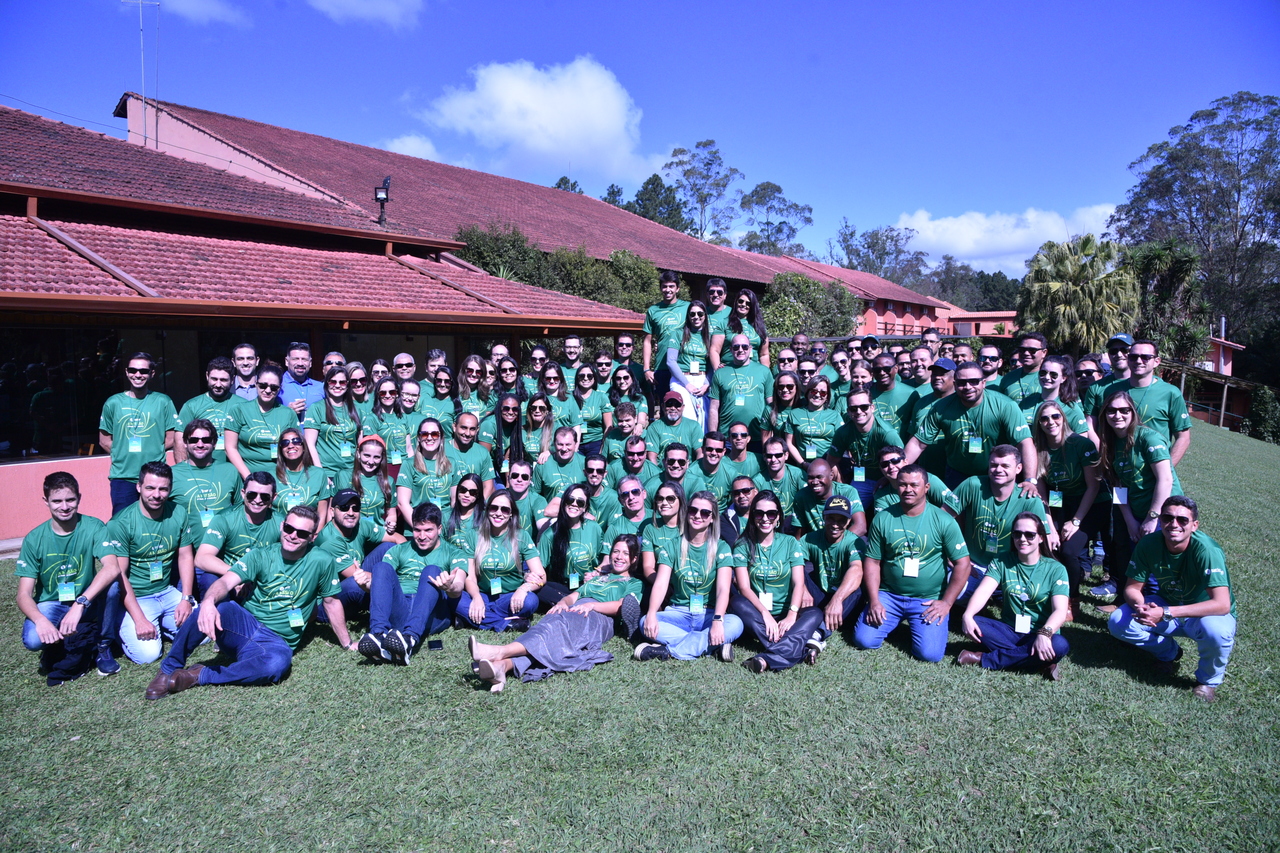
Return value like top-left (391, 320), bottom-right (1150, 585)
top-left (930, 357), bottom-right (958, 372)
top-left (862, 335), bottom-right (881, 347)
top-left (1108, 333), bottom-right (1135, 348)
top-left (332, 488), bottom-right (361, 508)
top-left (663, 390), bottom-right (684, 405)
top-left (823, 494), bottom-right (854, 519)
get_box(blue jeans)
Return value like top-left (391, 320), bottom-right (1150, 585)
top-left (803, 573), bottom-right (862, 641)
top-left (368, 560), bottom-right (453, 639)
top-left (653, 605), bottom-right (745, 660)
top-left (119, 586), bottom-right (183, 664)
top-left (849, 478), bottom-right (877, 515)
top-left (161, 600), bottom-right (293, 685)
top-left (1108, 596), bottom-right (1236, 686)
top-left (728, 593), bottom-right (825, 671)
top-left (314, 542), bottom-right (387, 623)
top-left (110, 479), bottom-right (139, 518)
top-left (854, 589), bottom-right (949, 662)
top-left (455, 589), bottom-right (538, 632)
top-left (23, 597), bottom-right (106, 650)
top-left (972, 615), bottom-right (1069, 671)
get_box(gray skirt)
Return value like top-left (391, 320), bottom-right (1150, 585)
top-left (510, 609), bottom-right (616, 682)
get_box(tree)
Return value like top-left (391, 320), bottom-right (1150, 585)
top-left (1109, 91), bottom-right (1280, 381)
top-left (968, 270), bottom-right (1023, 312)
top-left (1127, 239), bottom-right (1213, 364)
top-left (623, 174), bottom-right (694, 233)
top-left (663, 139), bottom-right (744, 242)
top-left (737, 182), bottom-right (813, 257)
top-left (913, 255), bottom-right (978, 306)
top-left (759, 273), bottom-right (864, 341)
top-left (827, 220), bottom-right (929, 288)
top-left (1016, 234), bottom-right (1139, 356)
top-left (601, 184), bottom-right (625, 206)
top-left (553, 176), bottom-right (584, 194)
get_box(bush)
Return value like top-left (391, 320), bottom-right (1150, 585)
top-left (1241, 386), bottom-right (1280, 444)
top-left (760, 273), bottom-right (864, 341)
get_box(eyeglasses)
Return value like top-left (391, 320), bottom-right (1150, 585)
top-left (529, 405), bottom-right (549, 413)
top-left (1159, 512), bottom-right (1194, 526)
top-left (779, 356), bottom-right (797, 363)
top-left (799, 369), bottom-right (816, 376)
top-left (529, 356), bottom-right (547, 363)
top-left (664, 401), bottom-right (683, 409)
top-left (508, 471), bottom-right (530, 481)
top-left (1038, 413), bottom-right (1063, 422)
top-left (1076, 370), bottom-right (1100, 378)
top-left (350, 377), bottom-right (369, 387)
top-left (689, 507), bottom-right (715, 519)
top-left (655, 495), bottom-right (678, 504)
top-left (566, 497), bottom-right (588, 508)
top-left (707, 289), bottom-right (725, 296)
top-left (871, 365), bottom-right (892, 373)
top-left (1106, 406), bottom-right (1133, 415)
top-left (281, 522), bottom-right (315, 537)
top-left (488, 504), bottom-right (512, 516)
top-left (327, 379), bottom-right (348, 387)
top-left (1109, 347), bottom-right (1130, 355)
top-left (245, 490), bottom-right (273, 503)
top-left (418, 431), bottom-right (441, 439)
top-left (379, 390), bottom-right (398, 397)
top-left (544, 376), bottom-right (562, 383)
top-left (1128, 352), bottom-right (1157, 362)
top-left (500, 366), bottom-right (518, 374)
top-left (1010, 530), bottom-right (1039, 540)
top-left (777, 383), bottom-right (797, 391)
top-left (323, 360), bottom-right (343, 368)
top-left (665, 458), bottom-right (689, 467)
top-left (881, 457), bottom-right (904, 466)
top-left (187, 436), bottom-right (214, 445)
top-left (333, 503), bottom-right (360, 513)
top-left (729, 432), bottom-right (749, 439)
top-left (736, 298), bottom-right (752, 305)
top-left (831, 358), bottom-right (848, 366)
top-left (464, 368), bottom-right (481, 376)
top-left (689, 311), bottom-right (706, 319)
top-left (281, 436), bottom-right (304, 447)
top-left (955, 378), bottom-right (983, 387)
top-left (616, 342), bottom-right (633, 348)
top-left (1038, 371), bottom-right (1061, 379)
top-left (978, 355), bottom-right (1000, 362)
top-left (809, 389), bottom-right (829, 398)
top-left (394, 362), bottom-right (415, 369)
top-left (731, 344), bottom-right (752, 350)
top-left (434, 377), bottom-right (452, 385)
top-left (125, 367), bottom-right (152, 375)
top-left (731, 487), bottom-right (755, 496)
top-left (753, 509), bottom-right (780, 520)
top-left (501, 405), bottom-right (520, 413)
top-left (586, 466), bottom-right (606, 474)
top-left (764, 452), bottom-right (786, 459)
top-left (596, 362), bottom-right (612, 369)
top-left (1017, 347), bottom-right (1044, 355)
top-left (620, 487), bottom-right (643, 498)
top-left (257, 382), bottom-right (280, 391)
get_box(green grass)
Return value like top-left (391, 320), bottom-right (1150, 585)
top-left (2, 418), bottom-right (1278, 852)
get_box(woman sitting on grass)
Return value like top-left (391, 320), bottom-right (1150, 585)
top-left (469, 534), bottom-right (644, 692)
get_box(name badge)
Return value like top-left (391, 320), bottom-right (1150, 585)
top-left (148, 560), bottom-right (165, 582)
top-left (287, 607), bottom-right (306, 628)
top-left (1014, 613), bottom-right (1033, 634)
top-left (759, 592), bottom-right (774, 612)
top-left (389, 451), bottom-right (403, 466)
top-left (689, 360), bottom-right (702, 375)
top-left (128, 436), bottom-right (143, 453)
top-left (903, 557), bottom-right (921, 578)
top-left (985, 531), bottom-right (999, 552)
top-left (805, 447), bottom-right (816, 460)
top-left (58, 580), bottom-right (77, 602)
top-left (689, 593), bottom-right (706, 614)
top-left (339, 441), bottom-right (353, 459)
top-left (1048, 490), bottom-right (1063, 508)
top-left (488, 576), bottom-right (503, 596)
top-left (271, 445), bottom-right (279, 460)
top-left (569, 572), bottom-right (580, 590)
top-left (501, 459), bottom-right (510, 473)
top-left (1113, 486), bottom-right (1128, 505)
top-left (967, 435), bottom-right (983, 454)
top-left (215, 435), bottom-right (225, 450)
top-left (734, 395), bottom-right (745, 407)
top-left (200, 510), bottom-right (214, 528)
top-left (853, 466), bottom-right (866, 482)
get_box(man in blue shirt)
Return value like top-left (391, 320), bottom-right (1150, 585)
top-left (279, 342), bottom-right (323, 421)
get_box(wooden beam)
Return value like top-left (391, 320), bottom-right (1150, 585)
top-left (27, 216), bottom-right (160, 298)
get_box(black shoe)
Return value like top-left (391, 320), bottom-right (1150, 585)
top-left (383, 629), bottom-right (410, 666)
top-left (1154, 645), bottom-right (1184, 676)
top-left (506, 617), bottom-right (531, 633)
top-left (744, 656), bottom-right (768, 674)
top-left (357, 632), bottom-right (392, 662)
top-left (633, 642), bottom-right (672, 661)
top-left (618, 593), bottom-right (641, 641)
top-left (709, 643), bottom-right (734, 662)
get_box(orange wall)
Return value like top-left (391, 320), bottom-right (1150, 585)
top-left (0, 456), bottom-right (112, 540)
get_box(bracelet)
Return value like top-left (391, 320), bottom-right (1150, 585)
top-left (1036, 627), bottom-right (1054, 638)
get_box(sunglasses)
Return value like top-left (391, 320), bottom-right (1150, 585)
top-left (731, 487), bottom-right (755, 496)
top-left (1128, 353), bottom-right (1157, 361)
top-left (1038, 413), bottom-right (1063, 422)
top-left (458, 486), bottom-right (480, 496)
top-left (257, 382), bottom-right (281, 391)
top-left (689, 507), bottom-right (715, 519)
top-left (394, 362), bottom-right (415, 369)
top-left (350, 377), bottom-right (369, 386)
top-left (327, 379), bottom-right (348, 386)
top-left (1010, 530), bottom-right (1039, 540)
top-left (1106, 406), bottom-right (1133, 415)
top-left (379, 390), bottom-right (398, 397)
top-left (616, 342), bottom-right (633, 348)
top-left (1017, 347), bottom-right (1044, 355)
top-left (323, 360), bottom-right (343, 367)
top-left (280, 436), bottom-right (304, 447)
top-left (849, 403), bottom-right (872, 413)
top-left (244, 490), bottom-right (273, 503)
top-left (809, 389), bottom-right (829, 397)
top-left (501, 405), bottom-right (520, 413)
top-left (418, 430), bottom-right (442, 439)
top-left (508, 471), bottom-right (531, 481)
top-left (665, 459), bottom-right (689, 467)
top-left (1159, 513), bottom-right (1194, 526)
top-left (1076, 370), bottom-right (1100, 378)
top-left (753, 509), bottom-right (780, 520)
top-left (500, 366), bottom-right (518, 373)
top-left (882, 456), bottom-right (904, 466)
top-left (125, 367), bottom-right (152, 375)
top-left (655, 495), bottom-right (678, 504)
top-left (777, 383), bottom-right (797, 391)
top-left (566, 497), bottom-right (588, 509)
top-left (729, 432), bottom-right (749, 439)
top-left (955, 378), bottom-right (983, 387)
top-left (281, 521), bottom-right (315, 537)
top-left (779, 356), bottom-right (797, 363)
top-left (620, 487), bottom-right (644, 498)
top-left (978, 355), bottom-right (1000, 362)
top-left (764, 451), bottom-right (786, 459)
top-left (187, 436), bottom-right (214, 445)
top-left (529, 405), bottom-right (549, 413)
top-left (732, 344), bottom-right (752, 350)
top-left (488, 504), bottom-right (512, 516)
top-left (586, 466), bottom-right (607, 474)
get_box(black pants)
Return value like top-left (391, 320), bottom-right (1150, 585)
top-left (728, 592), bottom-right (825, 671)
top-left (1049, 493), bottom-right (1111, 592)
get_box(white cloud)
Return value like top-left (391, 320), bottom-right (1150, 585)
top-left (165, 0), bottom-right (249, 26)
top-left (384, 133), bottom-right (441, 161)
top-left (422, 56), bottom-right (665, 183)
top-left (896, 204), bottom-right (1116, 276)
top-left (307, 0), bottom-right (422, 28)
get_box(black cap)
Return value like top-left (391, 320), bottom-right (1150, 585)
top-left (332, 488), bottom-right (361, 508)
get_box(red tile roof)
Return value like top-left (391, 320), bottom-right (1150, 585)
top-left (0, 215), bottom-right (137, 297)
top-left (138, 97), bottom-right (781, 284)
top-left (712, 245), bottom-right (950, 308)
top-left (0, 106), bottom-right (399, 235)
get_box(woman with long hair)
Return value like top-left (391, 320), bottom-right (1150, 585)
top-left (493, 355), bottom-right (528, 403)
top-left (457, 490), bottom-right (546, 632)
top-left (608, 366), bottom-right (650, 429)
top-left (762, 370), bottom-right (801, 444)
top-left (273, 426), bottom-right (331, 519)
top-left (729, 490), bottom-right (823, 673)
top-left (783, 375), bottom-right (842, 467)
top-left (666, 300), bottom-right (713, 430)
top-left (537, 362), bottom-right (582, 438)
top-left (1020, 355), bottom-right (1092, 441)
top-left (712, 289), bottom-right (770, 368)
top-left (346, 361), bottom-right (372, 416)
top-left (419, 366), bottom-right (459, 440)
top-left (332, 435), bottom-right (396, 534)
top-left (641, 480), bottom-right (686, 586)
top-left (523, 346), bottom-right (550, 396)
top-left (369, 359), bottom-right (392, 385)
top-left (573, 364), bottom-right (613, 458)
top-left (469, 533), bottom-right (643, 692)
top-left (536, 482), bottom-right (605, 609)
top-left (396, 417), bottom-right (455, 527)
top-left (523, 392), bottom-right (556, 465)
top-left (479, 391), bottom-right (529, 479)
top-left (443, 473), bottom-right (485, 549)
top-left (457, 354), bottom-right (493, 420)
top-left (958, 512), bottom-right (1070, 678)
top-left (225, 364), bottom-right (296, 478)
top-left (1033, 400), bottom-right (1104, 609)
top-left (362, 377), bottom-right (413, 471)
top-left (303, 364), bottom-right (360, 479)
top-left (635, 490), bottom-right (743, 661)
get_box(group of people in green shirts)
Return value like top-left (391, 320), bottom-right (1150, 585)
top-left (15, 302), bottom-right (1236, 702)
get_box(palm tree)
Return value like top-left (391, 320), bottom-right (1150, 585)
top-left (1128, 239), bottom-right (1212, 364)
top-left (1017, 234), bottom-right (1139, 355)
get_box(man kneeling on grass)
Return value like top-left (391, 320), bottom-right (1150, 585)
top-left (145, 506), bottom-right (355, 699)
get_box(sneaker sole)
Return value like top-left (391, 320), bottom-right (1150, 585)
top-left (357, 633), bottom-right (391, 662)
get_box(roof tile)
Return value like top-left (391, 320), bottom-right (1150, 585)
top-left (0, 215), bottom-right (137, 297)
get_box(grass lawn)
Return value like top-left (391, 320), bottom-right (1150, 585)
top-left (2, 418), bottom-right (1278, 852)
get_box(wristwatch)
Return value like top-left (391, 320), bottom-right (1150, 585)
top-left (1161, 606), bottom-right (1173, 622)
top-left (1026, 477), bottom-right (1038, 485)
top-left (1068, 518), bottom-right (1081, 527)
top-left (1147, 510), bottom-right (1160, 520)
top-left (183, 595), bottom-right (198, 606)
top-left (74, 595), bottom-right (91, 608)
top-left (711, 614), bottom-right (723, 622)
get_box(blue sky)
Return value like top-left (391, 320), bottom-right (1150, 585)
top-left (2, 0), bottom-right (1277, 276)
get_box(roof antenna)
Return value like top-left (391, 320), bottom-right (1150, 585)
top-left (122, 0), bottom-right (159, 148)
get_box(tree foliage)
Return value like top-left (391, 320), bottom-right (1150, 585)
top-left (1109, 91), bottom-right (1280, 381)
top-left (827, 221), bottom-right (929, 287)
top-left (553, 176), bottom-right (584, 194)
top-left (759, 273), bottom-right (864, 340)
top-left (663, 139), bottom-right (744, 243)
top-left (601, 184), bottom-right (625, 206)
top-left (623, 174), bottom-right (694, 233)
top-left (737, 182), bottom-right (814, 257)
top-left (1241, 386), bottom-right (1280, 444)
top-left (1016, 234), bottom-right (1139, 356)
top-left (1127, 239), bottom-right (1212, 364)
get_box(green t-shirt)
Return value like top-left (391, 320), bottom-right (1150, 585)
top-left (709, 361), bottom-right (774, 438)
top-left (995, 367), bottom-right (1040, 404)
top-left (1041, 433), bottom-right (1101, 498)
top-left (1128, 530), bottom-right (1235, 617)
top-left (872, 473), bottom-right (962, 515)
top-left (783, 407), bottom-right (843, 461)
top-left (169, 460), bottom-right (243, 529)
top-left (602, 426), bottom-right (637, 463)
top-left (546, 395), bottom-right (583, 431)
top-left (178, 392), bottom-right (240, 463)
top-left (457, 390), bottom-right (492, 421)
top-left (1081, 374), bottom-right (1124, 422)
top-left (870, 382), bottom-right (915, 436)
top-left (417, 395), bottom-right (457, 439)
top-left (905, 389), bottom-right (949, 476)
top-left (643, 417), bottom-right (704, 460)
top-left (302, 401), bottom-right (360, 477)
top-left (314, 516), bottom-right (384, 574)
top-left (916, 392), bottom-right (1032, 478)
top-left (606, 458), bottom-right (659, 490)
top-left (331, 470), bottom-right (391, 527)
top-left (533, 453), bottom-right (586, 500)
top-left (396, 457), bottom-right (457, 510)
top-left (657, 536), bottom-right (734, 609)
top-left (866, 503), bottom-right (969, 599)
top-left (793, 482), bottom-right (861, 535)
top-left (447, 442), bottom-right (495, 484)
top-left (232, 545), bottom-right (342, 649)
top-left (511, 490), bottom-right (549, 536)
top-left (575, 389), bottom-right (613, 444)
top-left (99, 502), bottom-right (200, 597)
top-left (604, 512), bottom-right (652, 543)
top-left (200, 507), bottom-right (281, 567)
top-left (537, 519), bottom-right (605, 586)
top-left (274, 465), bottom-right (332, 513)
top-left (16, 516), bottom-right (106, 603)
top-left (686, 460), bottom-right (736, 512)
top-left (717, 319), bottom-right (763, 363)
top-left (587, 487), bottom-right (621, 525)
top-left (361, 411), bottom-right (414, 467)
top-left (383, 538), bottom-right (472, 595)
top-left (644, 299), bottom-right (690, 358)
top-left (1018, 394), bottom-right (1089, 435)
top-left (1104, 379), bottom-right (1192, 445)
top-left (831, 416), bottom-right (903, 480)
top-left (642, 522), bottom-right (682, 560)
top-left (722, 451), bottom-right (761, 482)
top-left (474, 530), bottom-right (540, 594)
top-left (801, 529), bottom-right (865, 594)
top-left (732, 534), bottom-right (805, 617)
top-left (752, 465), bottom-right (806, 521)
top-left (670, 332), bottom-right (712, 379)
top-left (229, 401), bottom-right (298, 474)
top-left (986, 555), bottom-right (1071, 631)
top-left (577, 574), bottom-right (643, 604)
top-left (99, 391), bottom-right (182, 481)
top-left (952, 476), bottom-right (1048, 568)
top-left (1110, 426), bottom-right (1183, 519)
